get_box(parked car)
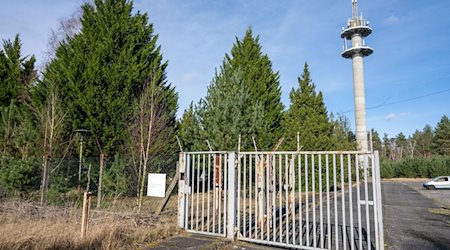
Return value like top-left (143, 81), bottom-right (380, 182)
top-left (423, 176), bottom-right (450, 190)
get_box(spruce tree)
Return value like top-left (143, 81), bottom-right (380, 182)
top-left (177, 102), bottom-right (205, 151)
top-left (225, 28), bottom-right (283, 150)
top-left (201, 63), bottom-right (266, 151)
top-left (432, 115), bottom-right (450, 155)
top-left (282, 63), bottom-right (334, 151)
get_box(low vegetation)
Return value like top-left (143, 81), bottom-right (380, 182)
top-left (0, 197), bottom-right (180, 250)
top-left (380, 155), bottom-right (450, 179)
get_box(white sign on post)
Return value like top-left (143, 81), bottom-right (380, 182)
top-left (147, 173), bottom-right (166, 197)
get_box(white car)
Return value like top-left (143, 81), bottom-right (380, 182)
top-left (423, 176), bottom-right (450, 190)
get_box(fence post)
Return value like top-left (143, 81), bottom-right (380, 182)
top-left (178, 152), bottom-right (186, 228)
top-left (227, 152), bottom-right (236, 240)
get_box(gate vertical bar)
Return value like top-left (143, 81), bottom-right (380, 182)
top-left (363, 155), bottom-right (371, 250)
top-left (374, 151), bottom-right (385, 250)
top-left (333, 154), bottom-right (338, 250)
top-left (237, 152), bottom-right (241, 238)
top-left (187, 154), bottom-right (192, 230)
top-left (312, 154), bottom-right (316, 248)
top-left (326, 154), bottom-right (331, 249)
top-left (348, 153), bottom-right (354, 250)
top-left (196, 154), bottom-right (200, 230)
top-left (340, 154), bottom-right (347, 250)
top-left (207, 154), bottom-right (211, 232)
top-left (371, 153), bottom-right (379, 250)
top-left (249, 155), bottom-right (253, 239)
top-left (227, 152), bottom-right (236, 240)
top-left (356, 154), bottom-right (363, 250)
top-left (202, 154), bottom-right (206, 232)
top-left (224, 154), bottom-right (228, 235)
top-left (178, 152), bottom-right (186, 228)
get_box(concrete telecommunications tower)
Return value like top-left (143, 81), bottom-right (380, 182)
top-left (341, 0), bottom-right (373, 152)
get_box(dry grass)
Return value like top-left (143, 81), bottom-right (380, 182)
top-left (428, 207), bottom-right (450, 217)
top-left (382, 178), bottom-right (428, 182)
top-left (0, 196), bottom-right (181, 250)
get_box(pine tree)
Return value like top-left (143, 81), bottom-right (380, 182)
top-left (432, 115), bottom-right (450, 155)
top-left (225, 28), bottom-right (283, 150)
top-left (282, 63), bottom-right (334, 151)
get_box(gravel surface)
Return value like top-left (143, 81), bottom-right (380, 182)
top-left (401, 179), bottom-right (450, 208)
top-left (382, 180), bottom-right (450, 250)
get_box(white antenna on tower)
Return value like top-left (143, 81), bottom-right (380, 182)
top-left (352, 0), bottom-right (358, 19)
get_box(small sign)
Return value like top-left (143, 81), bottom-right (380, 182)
top-left (147, 173), bottom-right (166, 197)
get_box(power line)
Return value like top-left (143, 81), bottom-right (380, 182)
top-left (342, 88), bottom-right (450, 114)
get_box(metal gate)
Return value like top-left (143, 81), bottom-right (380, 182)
top-left (178, 151), bottom-right (384, 250)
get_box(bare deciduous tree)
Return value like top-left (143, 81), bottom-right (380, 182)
top-left (129, 68), bottom-right (174, 212)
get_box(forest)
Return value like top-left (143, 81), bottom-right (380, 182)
top-left (1, 0), bottom-right (449, 206)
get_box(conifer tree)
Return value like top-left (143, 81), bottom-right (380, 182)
top-left (177, 102), bottom-right (205, 151)
top-left (370, 128), bottom-right (382, 152)
top-left (43, 0), bottom-right (177, 156)
top-left (200, 63), bottom-right (266, 151)
top-left (0, 34), bottom-right (39, 194)
top-left (282, 63), bottom-right (334, 150)
top-left (42, 0), bottom-right (178, 199)
top-left (432, 115), bottom-right (450, 155)
top-left (0, 34), bottom-right (36, 107)
top-left (225, 28), bottom-right (283, 150)
top-left (412, 125), bottom-right (434, 158)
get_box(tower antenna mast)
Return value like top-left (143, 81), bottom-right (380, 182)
top-left (341, 0), bottom-right (373, 152)
top-left (352, 0), bottom-right (358, 18)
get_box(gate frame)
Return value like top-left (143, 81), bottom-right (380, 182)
top-left (178, 150), bottom-right (384, 249)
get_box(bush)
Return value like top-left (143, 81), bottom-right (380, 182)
top-left (380, 155), bottom-right (450, 178)
top-left (0, 156), bottom-right (40, 195)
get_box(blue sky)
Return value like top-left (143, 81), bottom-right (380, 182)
top-left (1, 0), bottom-right (449, 138)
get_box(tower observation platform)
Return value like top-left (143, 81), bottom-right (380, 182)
top-left (341, 16), bottom-right (373, 58)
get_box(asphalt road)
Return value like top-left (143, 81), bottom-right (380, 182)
top-left (382, 181), bottom-right (450, 250)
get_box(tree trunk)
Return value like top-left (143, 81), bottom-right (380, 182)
top-left (97, 153), bottom-right (104, 208)
top-left (40, 154), bottom-right (49, 206)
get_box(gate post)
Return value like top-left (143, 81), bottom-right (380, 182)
top-left (227, 152), bottom-right (236, 240)
top-left (177, 152), bottom-right (186, 228)
top-left (374, 151), bottom-right (384, 250)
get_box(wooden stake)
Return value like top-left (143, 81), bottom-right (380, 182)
top-left (81, 192), bottom-right (92, 238)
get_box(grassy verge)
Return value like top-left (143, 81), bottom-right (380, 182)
top-left (0, 197), bottom-right (181, 250)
